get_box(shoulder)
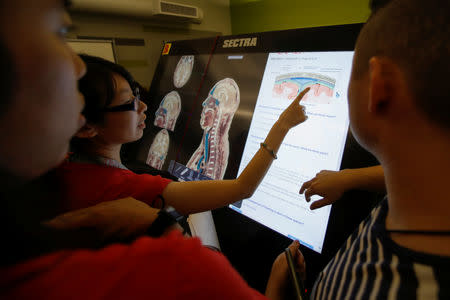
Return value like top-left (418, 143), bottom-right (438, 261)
top-left (57, 160), bottom-right (121, 174)
top-left (57, 161), bottom-right (141, 181)
top-left (1, 232), bottom-right (264, 300)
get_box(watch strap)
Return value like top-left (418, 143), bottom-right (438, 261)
top-left (146, 206), bottom-right (190, 237)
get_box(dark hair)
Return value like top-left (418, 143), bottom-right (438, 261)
top-left (368, 0), bottom-right (391, 13)
top-left (72, 55), bottom-right (137, 153)
top-left (78, 54), bottom-right (136, 124)
top-left (354, 0), bottom-right (450, 129)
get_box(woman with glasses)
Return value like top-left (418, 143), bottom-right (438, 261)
top-left (56, 54), bottom-right (310, 229)
top-left (0, 3), bottom-right (305, 299)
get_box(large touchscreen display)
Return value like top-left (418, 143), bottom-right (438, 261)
top-left (230, 51), bottom-right (354, 253)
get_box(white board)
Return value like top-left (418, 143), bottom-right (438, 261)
top-left (67, 39), bottom-right (116, 63)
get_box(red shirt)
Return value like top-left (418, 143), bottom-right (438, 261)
top-left (0, 231), bottom-right (267, 300)
top-left (56, 161), bottom-right (172, 211)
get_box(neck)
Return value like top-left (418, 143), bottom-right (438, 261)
top-left (381, 130), bottom-right (450, 255)
top-left (83, 142), bottom-right (122, 163)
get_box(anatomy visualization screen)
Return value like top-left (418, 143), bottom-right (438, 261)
top-left (230, 51), bottom-right (354, 253)
top-left (187, 78), bottom-right (240, 180)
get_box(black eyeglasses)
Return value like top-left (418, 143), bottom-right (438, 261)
top-left (104, 88), bottom-right (140, 113)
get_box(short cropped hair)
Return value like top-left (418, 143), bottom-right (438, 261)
top-left (355, 0), bottom-right (450, 129)
top-left (368, 0), bottom-right (390, 13)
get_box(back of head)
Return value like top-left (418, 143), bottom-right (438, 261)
top-left (355, 0), bottom-right (450, 129)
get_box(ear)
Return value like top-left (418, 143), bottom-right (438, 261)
top-left (367, 57), bottom-right (403, 114)
top-left (75, 123), bottom-right (98, 139)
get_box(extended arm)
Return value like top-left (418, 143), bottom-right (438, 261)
top-left (342, 165), bottom-right (385, 192)
top-left (300, 165), bottom-right (385, 210)
top-left (162, 88), bottom-right (310, 215)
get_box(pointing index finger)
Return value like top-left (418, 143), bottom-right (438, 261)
top-left (295, 87), bottom-right (310, 104)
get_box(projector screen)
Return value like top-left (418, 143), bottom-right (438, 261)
top-left (229, 51), bottom-right (354, 253)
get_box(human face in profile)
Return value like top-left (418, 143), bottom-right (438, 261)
top-left (0, 0), bottom-right (86, 180)
top-left (96, 73), bottom-right (148, 145)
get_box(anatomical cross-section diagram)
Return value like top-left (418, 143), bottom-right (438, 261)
top-left (187, 78), bottom-right (240, 180)
top-left (147, 129), bottom-right (170, 170)
top-left (273, 72), bottom-right (336, 104)
top-left (173, 55), bottom-right (194, 88)
top-left (154, 91), bottom-right (181, 131)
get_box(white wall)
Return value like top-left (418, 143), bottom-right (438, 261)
top-left (68, 0), bottom-right (231, 87)
top-left (170, 0), bottom-right (232, 35)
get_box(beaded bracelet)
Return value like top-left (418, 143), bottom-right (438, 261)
top-left (260, 142), bottom-right (277, 159)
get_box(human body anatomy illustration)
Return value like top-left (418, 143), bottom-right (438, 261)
top-left (146, 129), bottom-right (170, 170)
top-left (187, 78), bottom-right (240, 180)
top-left (154, 91), bottom-right (181, 131)
top-left (273, 72), bottom-right (336, 104)
top-left (173, 55), bottom-right (194, 88)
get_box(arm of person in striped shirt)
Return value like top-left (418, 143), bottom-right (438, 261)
top-left (299, 165), bottom-right (385, 210)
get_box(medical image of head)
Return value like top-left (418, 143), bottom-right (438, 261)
top-left (146, 129), bottom-right (170, 170)
top-left (187, 78), bottom-right (240, 179)
top-left (273, 72), bottom-right (336, 104)
top-left (153, 91), bottom-right (181, 132)
top-left (173, 55), bottom-right (194, 88)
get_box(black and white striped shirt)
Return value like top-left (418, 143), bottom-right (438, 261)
top-left (311, 199), bottom-right (450, 299)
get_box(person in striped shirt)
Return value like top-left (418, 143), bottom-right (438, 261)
top-left (309, 0), bottom-right (450, 298)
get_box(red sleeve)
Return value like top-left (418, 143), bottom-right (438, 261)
top-left (56, 162), bottom-right (172, 211)
top-left (1, 232), bottom-right (267, 300)
top-left (126, 173), bottom-right (172, 207)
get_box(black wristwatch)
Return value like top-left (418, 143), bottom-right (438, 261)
top-left (147, 206), bottom-right (190, 237)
